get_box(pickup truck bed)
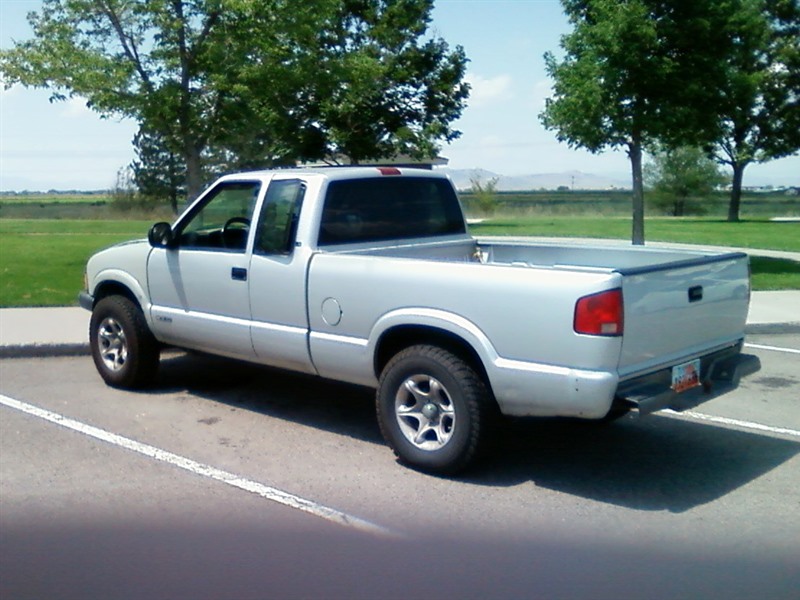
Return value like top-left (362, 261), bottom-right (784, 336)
top-left (308, 236), bottom-right (754, 420)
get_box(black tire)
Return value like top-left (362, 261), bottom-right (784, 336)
top-left (376, 345), bottom-right (492, 474)
top-left (89, 295), bottom-right (160, 389)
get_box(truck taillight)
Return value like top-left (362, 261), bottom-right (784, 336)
top-left (574, 289), bottom-right (624, 336)
top-left (377, 167), bottom-right (401, 175)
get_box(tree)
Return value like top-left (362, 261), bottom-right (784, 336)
top-left (1, 1), bottom-right (469, 201)
top-left (131, 127), bottom-right (185, 213)
top-left (540, 0), bottom-right (737, 244)
top-left (645, 146), bottom-right (727, 216)
top-left (713, 0), bottom-right (800, 222)
top-left (300, 1), bottom-right (470, 164)
top-left (468, 173), bottom-right (500, 216)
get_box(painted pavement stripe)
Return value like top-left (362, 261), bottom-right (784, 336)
top-left (0, 393), bottom-right (394, 537)
top-left (745, 343), bottom-right (800, 355)
top-left (664, 409), bottom-right (800, 438)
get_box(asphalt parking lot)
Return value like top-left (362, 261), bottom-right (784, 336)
top-left (1, 334), bottom-right (798, 599)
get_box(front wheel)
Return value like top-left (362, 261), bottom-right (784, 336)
top-left (376, 345), bottom-right (493, 474)
top-left (90, 295), bottom-right (160, 389)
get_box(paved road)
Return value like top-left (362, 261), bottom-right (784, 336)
top-left (1, 335), bottom-right (798, 599)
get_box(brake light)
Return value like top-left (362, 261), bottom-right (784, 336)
top-left (574, 289), bottom-right (624, 336)
top-left (377, 167), bottom-right (401, 176)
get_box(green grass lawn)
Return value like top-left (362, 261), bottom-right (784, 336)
top-left (1, 220), bottom-right (153, 307)
top-left (470, 217), bottom-right (800, 291)
top-left (0, 219), bottom-right (154, 235)
top-left (471, 217), bottom-right (800, 252)
top-left (1, 217), bottom-right (798, 307)
top-left (0, 193), bottom-right (111, 204)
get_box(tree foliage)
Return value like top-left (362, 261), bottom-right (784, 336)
top-left (645, 146), bottom-right (727, 216)
top-left (1, 0), bottom-right (469, 201)
top-left (540, 0), bottom-right (739, 244)
top-left (712, 0), bottom-right (800, 222)
top-left (131, 127), bottom-right (185, 214)
top-left (468, 173), bottom-right (500, 216)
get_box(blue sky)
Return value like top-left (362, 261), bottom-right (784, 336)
top-left (1, 0), bottom-right (798, 191)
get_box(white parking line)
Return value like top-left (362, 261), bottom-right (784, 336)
top-left (664, 409), bottom-right (800, 438)
top-left (0, 393), bottom-right (394, 537)
top-left (745, 343), bottom-right (800, 355)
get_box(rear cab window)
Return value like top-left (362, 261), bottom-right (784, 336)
top-left (318, 176), bottom-right (465, 246)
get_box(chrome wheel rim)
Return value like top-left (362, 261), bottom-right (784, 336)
top-left (395, 375), bottom-right (456, 451)
top-left (97, 317), bottom-right (128, 372)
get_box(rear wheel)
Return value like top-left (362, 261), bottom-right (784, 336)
top-left (376, 345), bottom-right (492, 474)
top-left (90, 295), bottom-right (159, 389)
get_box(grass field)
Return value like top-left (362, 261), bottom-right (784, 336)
top-left (0, 193), bottom-right (111, 204)
top-left (470, 217), bottom-right (800, 252)
top-left (1, 220), bottom-right (153, 306)
top-left (0, 194), bottom-right (173, 220)
top-left (470, 217), bottom-right (800, 290)
top-left (1, 216), bottom-right (798, 307)
top-left (459, 189), bottom-right (799, 219)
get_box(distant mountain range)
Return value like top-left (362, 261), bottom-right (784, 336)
top-left (440, 168), bottom-right (629, 191)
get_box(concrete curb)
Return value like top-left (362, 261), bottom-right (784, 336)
top-left (745, 323), bottom-right (800, 335)
top-left (0, 343), bottom-right (91, 359)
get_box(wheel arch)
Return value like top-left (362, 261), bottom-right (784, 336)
top-left (374, 323), bottom-right (493, 396)
top-left (90, 271), bottom-right (148, 313)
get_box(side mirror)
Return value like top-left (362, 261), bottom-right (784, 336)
top-left (148, 222), bottom-right (176, 248)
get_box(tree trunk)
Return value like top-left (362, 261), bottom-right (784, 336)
top-left (629, 139), bottom-right (645, 245)
top-left (169, 187), bottom-right (178, 215)
top-left (184, 143), bottom-right (203, 204)
top-left (728, 162), bottom-right (747, 223)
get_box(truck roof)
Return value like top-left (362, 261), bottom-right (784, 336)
top-left (216, 166), bottom-right (451, 183)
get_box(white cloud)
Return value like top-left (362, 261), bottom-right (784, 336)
top-left (465, 73), bottom-right (513, 108)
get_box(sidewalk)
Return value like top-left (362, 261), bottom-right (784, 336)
top-left (1, 291), bottom-right (798, 358)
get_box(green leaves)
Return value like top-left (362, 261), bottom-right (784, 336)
top-left (645, 146), bottom-right (727, 216)
top-left (1, 0), bottom-right (469, 201)
top-left (539, 0), bottom-right (773, 241)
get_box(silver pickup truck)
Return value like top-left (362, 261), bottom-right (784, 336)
top-left (80, 167), bottom-right (760, 473)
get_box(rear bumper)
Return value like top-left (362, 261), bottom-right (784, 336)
top-left (615, 345), bottom-right (761, 416)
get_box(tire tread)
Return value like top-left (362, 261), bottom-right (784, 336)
top-left (90, 295), bottom-right (159, 389)
top-left (376, 344), bottom-right (491, 474)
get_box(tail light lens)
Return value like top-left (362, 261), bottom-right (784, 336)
top-left (377, 167), bottom-right (401, 175)
top-left (574, 289), bottom-right (624, 336)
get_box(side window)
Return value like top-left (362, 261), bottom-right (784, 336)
top-left (178, 182), bottom-right (260, 252)
top-left (254, 179), bottom-right (306, 255)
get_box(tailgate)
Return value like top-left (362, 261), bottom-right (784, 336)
top-left (617, 252), bottom-right (750, 379)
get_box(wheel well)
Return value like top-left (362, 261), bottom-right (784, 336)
top-left (93, 281), bottom-right (141, 311)
top-left (375, 326), bottom-right (491, 390)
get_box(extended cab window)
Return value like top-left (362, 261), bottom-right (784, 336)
top-left (178, 181), bottom-right (260, 252)
top-left (254, 179), bottom-right (306, 255)
top-left (318, 177), bottom-right (465, 246)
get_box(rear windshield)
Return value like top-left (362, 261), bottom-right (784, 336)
top-left (318, 177), bottom-right (465, 246)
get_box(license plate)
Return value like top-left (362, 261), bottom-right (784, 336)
top-left (672, 359), bottom-right (701, 393)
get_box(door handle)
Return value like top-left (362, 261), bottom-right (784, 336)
top-left (231, 267), bottom-right (248, 281)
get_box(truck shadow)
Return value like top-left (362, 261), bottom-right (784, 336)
top-left (155, 351), bottom-right (381, 444)
top-left (471, 416), bottom-right (800, 513)
top-left (154, 352), bottom-right (799, 514)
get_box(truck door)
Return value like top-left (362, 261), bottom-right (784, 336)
top-left (247, 178), bottom-right (316, 374)
top-left (147, 180), bottom-right (261, 359)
